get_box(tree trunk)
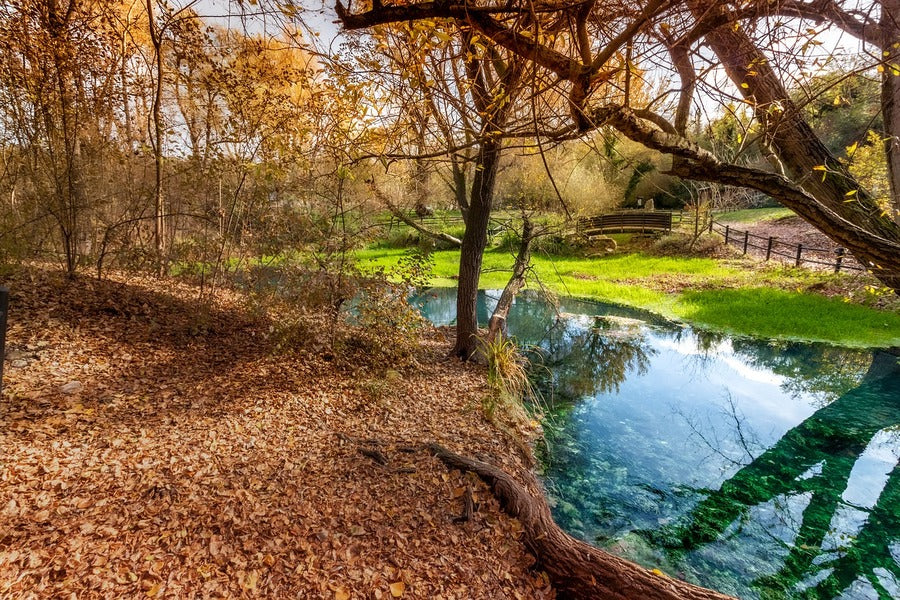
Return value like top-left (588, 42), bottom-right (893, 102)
top-left (487, 217), bottom-right (533, 344)
top-left (47, 1), bottom-right (81, 278)
top-left (147, 0), bottom-right (166, 275)
top-left (451, 160), bottom-right (469, 224)
top-left (881, 0), bottom-right (900, 223)
top-left (690, 1), bottom-right (900, 287)
top-left (593, 105), bottom-right (900, 290)
top-left (453, 138), bottom-right (501, 359)
top-left (429, 443), bottom-right (735, 600)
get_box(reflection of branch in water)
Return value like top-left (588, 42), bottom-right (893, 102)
top-left (662, 351), bottom-right (900, 600)
top-left (677, 407), bottom-right (744, 469)
top-left (536, 318), bottom-right (655, 399)
top-left (676, 390), bottom-right (761, 470)
top-left (724, 392), bottom-right (760, 465)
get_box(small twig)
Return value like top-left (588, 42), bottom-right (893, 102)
top-left (359, 446), bottom-right (390, 466)
top-left (453, 483), bottom-right (476, 523)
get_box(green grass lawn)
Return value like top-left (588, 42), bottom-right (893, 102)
top-left (356, 245), bottom-right (900, 348)
top-left (675, 288), bottom-right (900, 347)
top-left (715, 207), bottom-right (796, 223)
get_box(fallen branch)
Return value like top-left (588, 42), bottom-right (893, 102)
top-left (336, 432), bottom-right (420, 473)
top-left (387, 205), bottom-right (463, 247)
top-left (429, 443), bottom-right (735, 600)
top-left (359, 446), bottom-right (390, 466)
top-left (369, 183), bottom-right (462, 247)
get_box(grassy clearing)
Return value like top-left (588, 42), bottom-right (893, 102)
top-left (356, 245), bottom-right (900, 348)
top-left (715, 207), bottom-right (795, 223)
top-left (676, 288), bottom-right (900, 347)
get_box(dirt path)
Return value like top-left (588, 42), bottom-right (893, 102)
top-left (0, 268), bottom-right (553, 599)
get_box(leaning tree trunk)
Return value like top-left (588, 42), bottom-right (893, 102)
top-left (691, 0), bottom-right (900, 288)
top-left (370, 185), bottom-right (462, 247)
top-left (429, 443), bottom-right (735, 600)
top-left (453, 138), bottom-right (502, 359)
top-left (881, 0), bottom-right (900, 223)
top-left (487, 217), bottom-right (534, 344)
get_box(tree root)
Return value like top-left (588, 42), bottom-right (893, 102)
top-left (336, 432), bottom-right (419, 473)
top-left (429, 443), bottom-right (735, 600)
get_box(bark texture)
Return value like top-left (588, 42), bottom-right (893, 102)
top-left (487, 218), bottom-right (533, 344)
top-left (429, 443), bottom-right (735, 600)
top-left (881, 0), bottom-right (900, 222)
top-left (453, 137), bottom-right (501, 359)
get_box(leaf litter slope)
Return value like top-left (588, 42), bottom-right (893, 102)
top-left (0, 268), bottom-right (553, 599)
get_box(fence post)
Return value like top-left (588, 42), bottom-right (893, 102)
top-left (742, 230), bottom-right (750, 254)
top-left (795, 243), bottom-right (803, 267)
top-left (765, 237), bottom-right (775, 261)
top-left (724, 225), bottom-right (730, 246)
top-left (834, 247), bottom-right (846, 273)
top-left (708, 218), bottom-right (714, 234)
top-left (0, 286), bottom-right (7, 395)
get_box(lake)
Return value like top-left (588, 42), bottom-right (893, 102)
top-left (413, 288), bottom-right (900, 600)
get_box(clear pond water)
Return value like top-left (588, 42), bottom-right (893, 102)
top-left (413, 288), bottom-right (900, 600)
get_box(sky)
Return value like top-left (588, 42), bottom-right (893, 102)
top-left (174, 0), bottom-right (872, 123)
top-left (176, 0), bottom-right (344, 52)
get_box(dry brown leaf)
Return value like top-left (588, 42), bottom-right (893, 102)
top-left (0, 267), bottom-right (554, 600)
top-left (390, 581), bottom-right (405, 597)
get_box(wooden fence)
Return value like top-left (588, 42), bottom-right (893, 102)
top-left (376, 210), bottom-right (862, 274)
top-left (377, 212), bottom-right (465, 229)
top-left (708, 220), bottom-right (864, 273)
top-left (377, 212), bottom-right (513, 238)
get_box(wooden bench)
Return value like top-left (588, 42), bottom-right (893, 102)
top-left (577, 211), bottom-right (673, 236)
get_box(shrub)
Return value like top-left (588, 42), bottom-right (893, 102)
top-left (650, 232), bottom-right (728, 258)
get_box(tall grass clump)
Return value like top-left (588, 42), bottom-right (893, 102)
top-left (479, 335), bottom-right (543, 428)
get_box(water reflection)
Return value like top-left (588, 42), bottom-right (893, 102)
top-left (659, 351), bottom-right (900, 599)
top-left (413, 289), bottom-right (900, 600)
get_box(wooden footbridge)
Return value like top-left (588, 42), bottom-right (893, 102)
top-left (577, 210), bottom-right (674, 236)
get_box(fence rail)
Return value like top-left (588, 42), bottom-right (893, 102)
top-left (376, 211), bottom-right (515, 238)
top-left (708, 220), bottom-right (865, 273)
top-left (376, 212), bottom-right (466, 229)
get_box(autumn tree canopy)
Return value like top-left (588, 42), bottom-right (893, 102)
top-left (0, 0), bottom-right (344, 279)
